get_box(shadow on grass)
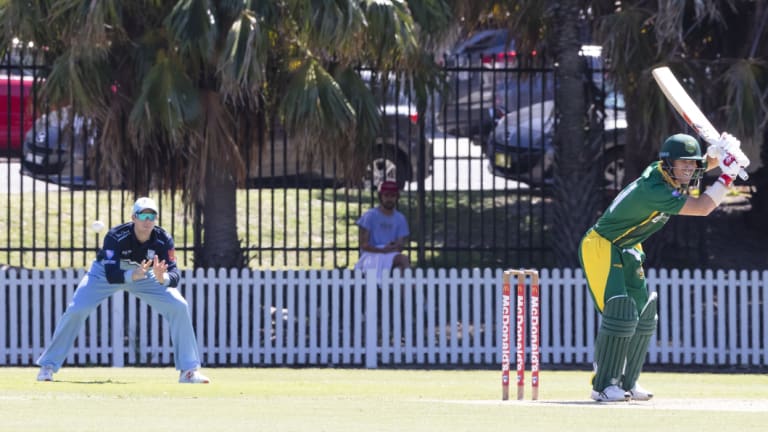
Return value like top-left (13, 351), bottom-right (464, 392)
top-left (54, 379), bottom-right (131, 385)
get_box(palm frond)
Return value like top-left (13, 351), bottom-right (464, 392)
top-left (360, 0), bottom-right (418, 69)
top-left (184, 91), bottom-right (244, 197)
top-left (0, 0), bottom-right (47, 48)
top-left (164, 0), bottom-right (215, 58)
top-left (307, 0), bottom-right (365, 49)
top-left (504, 0), bottom-right (554, 53)
top-left (42, 49), bottom-right (112, 112)
top-left (653, 0), bottom-right (686, 49)
top-left (280, 58), bottom-right (355, 136)
top-left (248, 0), bottom-right (281, 22)
top-left (721, 59), bottom-right (768, 163)
top-left (129, 50), bottom-right (201, 136)
top-left (596, 5), bottom-right (656, 86)
top-left (639, 66), bottom-right (678, 154)
top-left (213, 0), bottom-right (248, 18)
top-left (279, 58), bottom-right (357, 176)
top-left (334, 66), bottom-right (381, 149)
top-left (44, 0), bottom-right (120, 55)
top-left (218, 9), bottom-right (267, 101)
top-left (406, 0), bottom-right (453, 50)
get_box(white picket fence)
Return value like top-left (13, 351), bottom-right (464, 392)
top-left (1, 268), bottom-right (767, 368)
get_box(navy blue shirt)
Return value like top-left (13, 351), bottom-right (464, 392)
top-left (96, 222), bottom-right (180, 287)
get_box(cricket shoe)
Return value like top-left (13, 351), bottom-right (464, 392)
top-left (591, 385), bottom-right (630, 402)
top-left (179, 369), bottom-right (210, 384)
top-left (37, 366), bottom-right (55, 382)
top-left (627, 383), bottom-right (654, 401)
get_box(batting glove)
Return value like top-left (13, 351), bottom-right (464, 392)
top-left (715, 132), bottom-right (742, 155)
top-left (718, 152), bottom-right (743, 186)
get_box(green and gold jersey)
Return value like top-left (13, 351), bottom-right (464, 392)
top-left (593, 161), bottom-right (688, 249)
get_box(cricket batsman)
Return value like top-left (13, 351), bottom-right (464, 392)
top-left (579, 132), bottom-right (749, 401)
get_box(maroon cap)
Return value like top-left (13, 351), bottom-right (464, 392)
top-left (378, 181), bottom-right (399, 194)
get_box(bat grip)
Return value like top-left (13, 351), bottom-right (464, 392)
top-left (738, 168), bottom-right (749, 181)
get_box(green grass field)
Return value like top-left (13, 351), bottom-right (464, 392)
top-left (1, 367), bottom-right (767, 432)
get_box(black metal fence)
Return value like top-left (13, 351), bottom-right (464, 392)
top-left (1, 48), bottom-right (624, 270)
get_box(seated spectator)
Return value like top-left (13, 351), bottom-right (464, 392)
top-left (354, 181), bottom-right (411, 279)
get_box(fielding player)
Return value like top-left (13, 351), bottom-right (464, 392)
top-left (579, 133), bottom-right (748, 401)
top-left (36, 197), bottom-right (210, 384)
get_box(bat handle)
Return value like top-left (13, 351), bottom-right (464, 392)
top-left (738, 168), bottom-right (749, 181)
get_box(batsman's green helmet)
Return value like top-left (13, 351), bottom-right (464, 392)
top-left (658, 134), bottom-right (704, 161)
top-left (658, 133), bottom-right (705, 193)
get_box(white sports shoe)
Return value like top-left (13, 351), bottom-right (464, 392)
top-left (37, 366), bottom-right (55, 382)
top-left (628, 383), bottom-right (654, 401)
top-left (179, 369), bottom-right (210, 384)
top-left (591, 385), bottom-right (630, 402)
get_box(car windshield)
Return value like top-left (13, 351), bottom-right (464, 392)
top-left (453, 29), bottom-right (511, 54)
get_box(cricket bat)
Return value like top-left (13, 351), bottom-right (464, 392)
top-left (651, 66), bottom-right (748, 180)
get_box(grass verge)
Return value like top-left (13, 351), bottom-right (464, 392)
top-left (1, 188), bottom-right (549, 269)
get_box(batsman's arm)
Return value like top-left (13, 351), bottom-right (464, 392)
top-left (679, 194), bottom-right (719, 216)
top-left (680, 171), bottom-right (739, 216)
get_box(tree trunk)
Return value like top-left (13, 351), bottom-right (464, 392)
top-left (550, 2), bottom-right (603, 267)
top-left (197, 168), bottom-right (245, 268)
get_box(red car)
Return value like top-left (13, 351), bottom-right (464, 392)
top-left (0, 73), bottom-right (38, 155)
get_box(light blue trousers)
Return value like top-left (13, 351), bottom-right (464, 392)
top-left (37, 261), bottom-right (201, 372)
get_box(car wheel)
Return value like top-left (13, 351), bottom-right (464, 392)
top-left (602, 146), bottom-right (625, 192)
top-left (363, 152), bottom-right (409, 190)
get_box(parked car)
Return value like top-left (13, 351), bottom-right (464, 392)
top-left (247, 104), bottom-right (430, 190)
top-left (21, 90), bottom-right (432, 190)
top-left (0, 74), bottom-right (38, 156)
top-left (20, 107), bottom-right (103, 187)
top-left (359, 70), bottom-right (432, 189)
top-left (486, 90), bottom-right (626, 189)
top-left (438, 29), bottom-right (551, 144)
top-left (1, 40), bottom-right (45, 156)
top-left (240, 71), bottom-right (431, 189)
top-left (443, 29), bottom-right (516, 76)
top-left (437, 70), bottom-right (553, 144)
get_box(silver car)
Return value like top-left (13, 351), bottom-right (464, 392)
top-left (487, 91), bottom-right (626, 190)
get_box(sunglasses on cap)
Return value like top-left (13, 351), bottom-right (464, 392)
top-left (135, 212), bottom-right (157, 221)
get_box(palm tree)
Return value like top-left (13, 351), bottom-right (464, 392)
top-left (550, 1), bottom-right (606, 267)
top-left (0, 0), bottom-right (466, 268)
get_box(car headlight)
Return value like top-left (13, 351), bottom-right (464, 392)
top-left (494, 152), bottom-right (509, 168)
